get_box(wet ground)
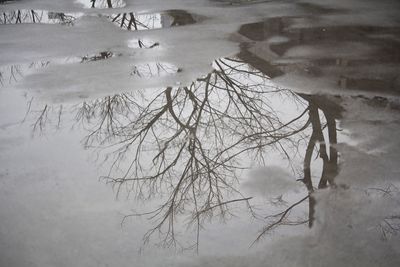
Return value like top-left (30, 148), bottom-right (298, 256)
top-left (1, 0), bottom-right (400, 266)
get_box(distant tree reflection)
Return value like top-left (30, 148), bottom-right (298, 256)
top-left (0, 10), bottom-right (78, 25)
top-left (108, 9), bottom-right (196, 32)
top-left (0, 53), bottom-right (178, 87)
top-left (0, 61), bottom-right (50, 86)
top-left (80, 51), bottom-right (114, 63)
top-left (105, 9), bottom-right (196, 49)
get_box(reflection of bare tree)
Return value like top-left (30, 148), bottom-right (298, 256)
top-left (253, 94), bottom-right (341, 243)
top-left (89, 0), bottom-right (125, 9)
top-left (298, 94), bottom-right (339, 224)
top-left (25, 54), bottom-right (400, 248)
top-left (0, 10), bottom-right (78, 25)
top-left (0, 65), bottom-right (24, 85)
top-left (110, 12), bottom-right (154, 31)
top-left (22, 99), bottom-right (63, 135)
top-left (365, 185), bottom-right (400, 241)
top-left (0, 52), bottom-right (113, 86)
top-left (16, 30), bottom-right (342, 246)
top-left (0, 61), bottom-right (50, 86)
top-left (70, 57), bottom-right (341, 249)
top-left (107, 12), bottom-right (164, 48)
top-left (80, 51), bottom-right (114, 63)
top-left (12, 47), bottom-right (341, 249)
top-left (130, 62), bottom-right (180, 78)
top-left (380, 214), bottom-right (400, 240)
top-left (108, 10), bottom-right (196, 34)
top-left (236, 33), bottom-right (343, 238)
top-left (0, 52), bottom-right (178, 88)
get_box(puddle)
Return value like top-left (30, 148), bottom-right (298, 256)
top-left (127, 38), bottom-right (159, 49)
top-left (130, 62), bottom-right (181, 78)
top-left (19, 56), bottom-right (343, 245)
top-left (0, 61), bottom-right (51, 85)
top-left (80, 51), bottom-right (117, 63)
top-left (0, 52), bottom-right (118, 85)
top-left (75, 0), bottom-right (126, 9)
top-left (0, 57), bottom-right (181, 88)
top-left (107, 10), bottom-right (197, 31)
top-left (0, 10), bottom-right (83, 25)
top-left (213, 0), bottom-right (270, 6)
top-left (0, 0), bottom-right (17, 4)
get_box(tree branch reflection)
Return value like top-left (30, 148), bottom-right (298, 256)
top-left (69, 57), bottom-right (342, 248)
